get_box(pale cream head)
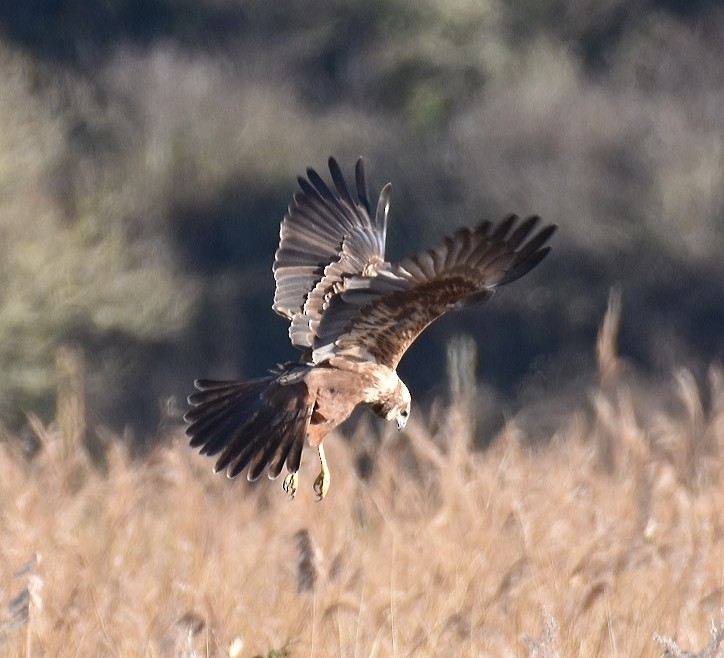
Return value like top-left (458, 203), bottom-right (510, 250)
top-left (389, 379), bottom-right (411, 431)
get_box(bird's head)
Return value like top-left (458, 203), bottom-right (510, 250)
top-left (391, 380), bottom-right (411, 431)
top-left (369, 371), bottom-right (411, 430)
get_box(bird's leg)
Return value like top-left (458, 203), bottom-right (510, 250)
top-left (313, 444), bottom-right (330, 501)
top-left (283, 471), bottom-right (299, 499)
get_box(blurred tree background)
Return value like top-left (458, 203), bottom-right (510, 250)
top-left (0, 0), bottom-right (722, 440)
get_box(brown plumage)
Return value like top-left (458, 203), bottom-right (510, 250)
top-left (185, 157), bottom-right (556, 499)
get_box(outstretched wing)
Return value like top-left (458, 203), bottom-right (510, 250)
top-left (311, 215), bottom-right (557, 369)
top-left (272, 157), bottom-right (391, 351)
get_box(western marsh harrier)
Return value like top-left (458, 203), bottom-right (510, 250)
top-left (185, 157), bottom-right (556, 499)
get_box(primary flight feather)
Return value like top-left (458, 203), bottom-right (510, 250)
top-left (185, 157), bottom-right (556, 499)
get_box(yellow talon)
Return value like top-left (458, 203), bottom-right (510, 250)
top-left (313, 444), bottom-right (331, 500)
top-left (283, 471), bottom-right (299, 498)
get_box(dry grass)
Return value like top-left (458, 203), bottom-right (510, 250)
top-left (1, 304), bottom-right (723, 658)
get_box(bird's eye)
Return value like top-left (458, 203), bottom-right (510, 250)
top-left (401, 409), bottom-right (409, 417)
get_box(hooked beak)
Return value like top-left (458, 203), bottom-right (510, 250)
top-left (396, 415), bottom-right (408, 431)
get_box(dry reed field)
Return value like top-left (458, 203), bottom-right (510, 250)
top-left (1, 305), bottom-right (723, 658)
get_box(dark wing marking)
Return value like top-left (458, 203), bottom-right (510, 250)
top-left (184, 366), bottom-right (313, 480)
top-left (272, 157), bottom-right (390, 352)
top-left (311, 215), bottom-right (556, 369)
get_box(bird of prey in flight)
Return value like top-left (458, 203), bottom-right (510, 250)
top-left (185, 157), bottom-right (556, 500)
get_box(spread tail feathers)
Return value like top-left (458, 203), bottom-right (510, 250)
top-left (184, 368), bottom-right (313, 481)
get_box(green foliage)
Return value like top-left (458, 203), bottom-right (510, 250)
top-left (0, 47), bottom-right (197, 423)
top-left (0, 0), bottom-right (722, 428)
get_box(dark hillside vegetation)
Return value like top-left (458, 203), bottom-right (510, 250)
top-left (0, 0), bottom-right (722, 433)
